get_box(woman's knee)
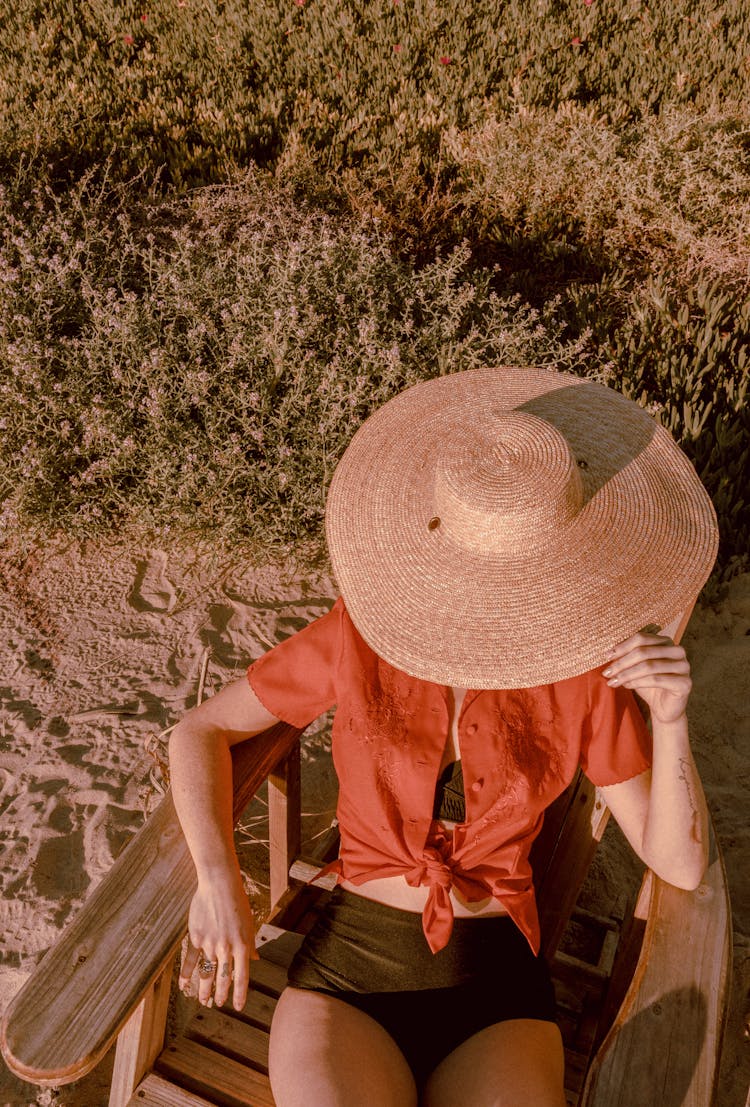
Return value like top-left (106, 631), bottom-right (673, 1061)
top-left (269, 986), bottom-right (418, 1107)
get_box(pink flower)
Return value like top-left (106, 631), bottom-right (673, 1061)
top-left (393, 43), bottom-right (402, 53)
top-left (571, 36), bottom-right (582, 45)
top-left (140, 12), bottom-right (147, 20)
top-left (584, 0), bottom-right (594, 5)
top-left (296, 0), bottom-right (305, 5)
top-left (439, 55), bottom-right (452, 65)
top-left (123, 33), bottom-right (135, 44)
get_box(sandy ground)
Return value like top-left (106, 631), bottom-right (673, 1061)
top-left (0, 532), bottom-right (747, 1106)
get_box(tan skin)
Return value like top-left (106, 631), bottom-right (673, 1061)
top-left (170, 628), bottom-right (708, 1105)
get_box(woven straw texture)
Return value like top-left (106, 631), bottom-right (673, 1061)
top-left (325, 366), bottom-right (719, 688)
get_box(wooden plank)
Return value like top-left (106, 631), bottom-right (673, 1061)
top-left (248, 958), bottom-right (290, 998)
top-left (186, 1008), bottom-right (270, 1072)
top-left (563, 1045), bottom-right (588, 1094)
top-left (127, 1072), bottom-right (217, 1106)
top-left (268, 742), bottom-right (301, 913)
top-left (595, 869), bottom-right (652, 1046)
top-left (110, 956), bottom-right (175, 1107)
top-left (554, 950), bottom-right (611, 987)
top-left (581, 819), bottom-right (732, 1106)
top-left (232, 987), bottom-right (277, 1032)
top-left (255, 926), bottom-right (304, 970)
top-left (0, 721), bottom-right (304, 1085)
top-left (537, 775), bottom-right (611, 962)
top-left (156, 1037), bottom-right (275, 1107)
top-left (288, 858), bottom-right (338, 890)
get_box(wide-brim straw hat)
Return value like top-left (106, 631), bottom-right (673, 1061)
top-left (325, 366), bottom-right (719, 688)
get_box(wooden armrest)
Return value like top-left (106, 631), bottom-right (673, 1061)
top-left (1, 721), bottom-right (304, 1087)
top-left (582, 817), bottom-right (732, 1106)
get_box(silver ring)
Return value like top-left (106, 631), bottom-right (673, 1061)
top-left (198, 958), bottom-right (217, 975)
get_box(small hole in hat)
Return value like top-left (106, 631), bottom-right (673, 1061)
top-left (577, 458), bottom-right (589, 470)
top-left (428, 517), bottom-right (441, 531)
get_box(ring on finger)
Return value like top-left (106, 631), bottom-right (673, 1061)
top-left (198, 957), bottom-right (217, 976)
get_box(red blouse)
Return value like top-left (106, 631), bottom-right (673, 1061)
top-left (246, 596), bottom-right (652, 956)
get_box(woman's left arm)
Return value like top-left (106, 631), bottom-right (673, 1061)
top-left (597, 630), bottom-right (709, 890)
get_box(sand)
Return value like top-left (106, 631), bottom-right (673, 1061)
top-left (0, 532), bottom-right (747, 1106)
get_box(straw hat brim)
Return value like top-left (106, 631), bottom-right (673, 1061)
top-left (325, 366), bottom-right (719, 689)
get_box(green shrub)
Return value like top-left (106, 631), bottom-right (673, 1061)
top-left (2, 0), bottom-right (749, 193)
top-left (444, 102), bottom-right (750, 291)
top-left (609, 274), bottom-right (750, 578)
top-left (0, 169), bottom-right (593, 561)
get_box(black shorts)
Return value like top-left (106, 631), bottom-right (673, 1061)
top-left (286, 886), bottom-right (558, 1090)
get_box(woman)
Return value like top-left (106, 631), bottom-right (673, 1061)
top-left (169, 366), bottom-right (717, 1106)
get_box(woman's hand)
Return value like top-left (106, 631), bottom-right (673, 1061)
top-left (179, 865), bottom-right (258, 1011)
top-left (602, 628), bottom-right (692, 724)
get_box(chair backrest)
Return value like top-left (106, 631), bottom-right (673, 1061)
top-left (531, 770), bottom-right (610, 960)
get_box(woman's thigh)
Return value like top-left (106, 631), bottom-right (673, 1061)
top-left (422, 1018), bottom-right (567, 1107)
top-left (269, 985), bottom-right (418, 1107)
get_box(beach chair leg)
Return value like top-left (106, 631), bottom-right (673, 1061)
top-left (269, 741), bottom-right (302, 913)
top-left (108, 956), bottom-right (173, 1107)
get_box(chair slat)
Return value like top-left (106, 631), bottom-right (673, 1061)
top-left (536, 775), bottom-right (610, 961)
top-left (127, 1072), bottom-right (217, 1106)
top-left (254, 926), bottom-right (305, 969)
top-left (186, 1008), bottom-right (270, 1073)
top-left (230, 988), bottom-right (277, 1031)
top-left (268, 743), bottom-right (301, 911)
top-left (156, 1038), bottom-right (274, 1107)
top-left (248, 958), bottom-right (292, 998)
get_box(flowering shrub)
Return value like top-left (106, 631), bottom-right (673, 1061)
top-left (0, 170), bottom-right (593, 560)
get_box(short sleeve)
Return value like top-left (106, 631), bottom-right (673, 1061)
top-left (579, 669), bottom-right (653, 786)
top-left (246, 596), bottom-right (343, 728)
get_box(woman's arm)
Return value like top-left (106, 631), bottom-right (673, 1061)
top-left (596, 630), bottom-right (709, 890)
top-left (168, 677), bottom-right (281, 1010)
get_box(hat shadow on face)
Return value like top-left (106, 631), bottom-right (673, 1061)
top-left (518, 382), bottom-right (658, 509)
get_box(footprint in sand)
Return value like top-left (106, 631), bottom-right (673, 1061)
top-left (197, 603), bottom-right (250, 669)
top-left (31, 830), bottom-right (90, 900)
top-left (128, 552), bottom-right (178, 614)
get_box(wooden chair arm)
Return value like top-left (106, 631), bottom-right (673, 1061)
top-left (582, 816), bottom-right (732, 1106)
top-left (0, 721), bottom-right (305, 1087)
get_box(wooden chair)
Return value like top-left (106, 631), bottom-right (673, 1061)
top-left (1, 611), bottom-right (732, 1106)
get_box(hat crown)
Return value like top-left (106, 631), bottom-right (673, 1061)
top-left (433, 410), bottom-right (584, 553)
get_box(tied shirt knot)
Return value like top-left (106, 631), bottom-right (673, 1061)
top-left (404, 831), bottom-right (490, 953)
top-left (406, 844), bottom-right (455, 892)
